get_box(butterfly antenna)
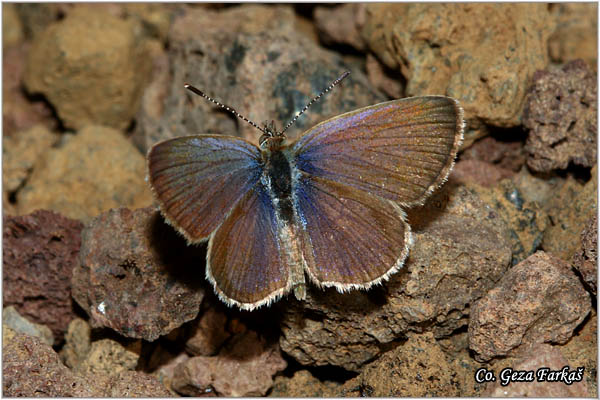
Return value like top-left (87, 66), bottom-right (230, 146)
top-left (280, 70), bottom-right (351, 135)
top-left (184, 84), bottom-right (267, 134)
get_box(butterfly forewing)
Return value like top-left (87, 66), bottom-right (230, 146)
top-left (147, 135), bottom-right (262, 243)
top-left (291, 172), bottom-right (411, 288)
top-left (291, 96), bottom-right (463, 207)
top-left (207, 182), bottom-right (291, 310)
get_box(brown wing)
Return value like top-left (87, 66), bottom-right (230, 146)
top-left (290, 96), bottom-right (463, 207)
top-left (293, 173), bottom-right (411, 289)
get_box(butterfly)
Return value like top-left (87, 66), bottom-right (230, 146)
top-left (147, 71), bottom-right (464, 311)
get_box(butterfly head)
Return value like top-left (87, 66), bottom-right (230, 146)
top-left (259, 120), bottom-right (286, 151)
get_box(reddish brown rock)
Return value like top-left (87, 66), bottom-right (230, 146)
top-left (314, 4), bottom-right (367, 51)
top-left (572, 214), bottom-right (597, 295)
top-left (23, 7), bottom-right (152, 131)
top-left (365, 53), bottom-right (404, 99)
top-left (451, 159), bottom-right (515, 188)
top-left (185, 307), bottom-right (231, 357)
top-left (133, 4), bottom-right (384, 153)
top-left (73, 207), bottom-right (205, 341)
top-left (484, 344), bottom-right (589, 397)
top-left (460, 135), bottom-right (527, 172)
top-left (3, 326), bottom-right (171, 397)
top-left (3, 327), bottom-right (96, 397)
top-left (523, 60), bottom-right (597, 172)
top-left (3, 210), bottom-right (83, 343)
top-left (280, 184), bottom-right (512, 371)
top-left (172, 330), bottom-right (287, 396)
top-left (340, 332), bottom-right (460, 397)
top-left (150, 349), bottom-right (189, 396)
top-left (16, 125), bottom-right (153, 221)
top-left (469, 251), bottom-right (591, 362)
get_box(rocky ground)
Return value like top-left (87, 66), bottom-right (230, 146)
top-left (2, 3), bottom-right (597, 397)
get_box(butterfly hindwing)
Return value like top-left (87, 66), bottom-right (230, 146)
top-left (147, 135), bottom-right (262, 243)
top-left (291, 96), bottom-right (464, 207)
top-left (207, 182), bottom-right (292, 310)
top-left (290, 172), bottom-right (411, 288)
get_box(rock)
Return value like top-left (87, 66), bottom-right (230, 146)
top-left (470, 179), bottom-right (548, 265)
top-left (2, 306), bottom-right (54, 346)
top-left (3, 210), bottom-right (83, 343)
top-left (2, 45), bottom-right (57, 138)
top-left (77, 338), bottom-right (141, 376)
top-left (131, 39), bottom-right (170, 153)
top-left (150, 348), bottom-right (189, 396)
top-left (60, 318), bottom-right (91, 369)
top-left (16, 125), bottom-right (153, 221)
top-left (460, 135), bottom-right (526, 172)
top-left (3, 327), bottom-right (97, 396)
top-left (360, 3), bottom-right (554, 135)
top-left (280, 184), bottom-right (512, 371)
top-left (542, 167), bottom-right (597, 260)
top-left (172, 330), bottom-right (287, 397)
top-left (469, 251), bottom-right (591, 362)
top-left (3, 125), bottom-right (58, 202)
top-left (185, 307), bottom-right (231, 356)
top-left (558, 311), bottom-right (597, 396)
top-left (340, 332), bottom-right (460, 396)
top-left (549, 3), bottom-right (597, 70)
top-left (511, 166), bottom-right (565, 206)
top-left (523, 60), bottom-right (597, 172)
top-left (120, 3), bottom-right (173, 43)
top-left (3, 4), bottom-right (24, 47)
top-left (107, 370), bottom-right (172, 397)
top-left (484, 344), bottom-right (589, 397)
top-left (3, 326), bottom-right (171, 397)
top-left (73, 206), bottom-right (205, 341)
top-left (451, 159), bottom-right (515, 188)
top-left (365, 53), bottom-right (404, 99)
top-left (270, 370), bottom-right (338, 397)
top-left (572, 214), bottom-right (597, 295)
top-left (133, 4), bottom-right (384, 153)
top-left (23, 7), bottom-right (151, 131)
top-left (14, 3), bottom-right (63, 39)
top-left (314, 4), bottom-right (367, 51)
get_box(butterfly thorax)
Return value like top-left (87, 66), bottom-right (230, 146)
top-left (262, 149), bottom-right (294, 224)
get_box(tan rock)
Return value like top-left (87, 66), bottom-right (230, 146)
top-left (23, 7), bottom-right (151, 131)
top-left (542, 166), bottom-right (597, 260)
top-left (549, 3), bottom-right (597, 70)
top-left (361, 4), bottom-right (554, 133)
top-left (17, 125), bottom-right (153, 221)
top-left (3, 4), bottom-right (24, 47)
top-left (340, 332), bottom-right (460, 397)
